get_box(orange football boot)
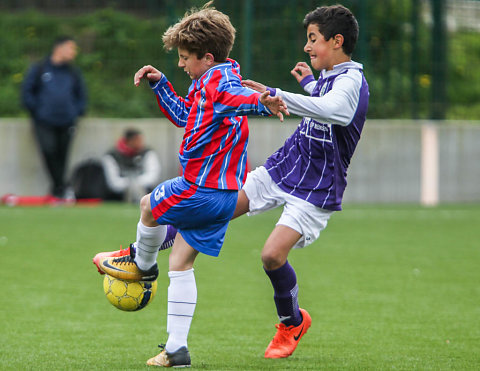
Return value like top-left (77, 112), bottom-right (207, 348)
top-left (264, 308), bottom-right (312, 359)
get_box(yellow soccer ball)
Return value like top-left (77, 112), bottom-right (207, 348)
top-left (103, 274), bottom-right (157, 311)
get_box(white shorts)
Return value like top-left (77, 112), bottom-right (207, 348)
top-left (243, 166), bottom-right (334, 248)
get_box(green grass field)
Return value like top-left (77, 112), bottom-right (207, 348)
top-left (1, 203), bottom-right (479, 370)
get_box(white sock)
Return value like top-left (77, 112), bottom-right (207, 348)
top-left (165, 269), bottom-right (197, 353)
top-left (134, 221), bottom-right (166, 271)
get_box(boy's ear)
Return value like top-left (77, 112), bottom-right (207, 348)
top-left (203, 53), bottom-right (215, 63)
top-left (333, 34), bottom-right (344, 49)
top-left (204, 52), bottom-right (215, 65)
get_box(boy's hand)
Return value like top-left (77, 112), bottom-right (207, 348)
top-left (134, 65), bottom-right (163, 86)
top-left (242, 79), bottom-right (266, 92)
top-left (291, 62), bottom-right (313, 84)
top-left (260, 91), bottom-right (289, 122)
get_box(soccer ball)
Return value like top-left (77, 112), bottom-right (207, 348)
top-left (103, 274), bottom-right (157, 311)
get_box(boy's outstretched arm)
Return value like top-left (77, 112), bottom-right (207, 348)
top-left (259, 91), bottom-right (289, 122)
top-left (242, 80), bottom-right (290, 121)
top-left (242, 80), bottom-right (289, 121)
top-left (246, 71), bottom-right (361, 126)
top-left (134, 65), bottom-right (190, 128)
top-left (242, 79), bottom-right (267, 93)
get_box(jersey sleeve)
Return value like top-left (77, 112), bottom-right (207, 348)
top-left (303, 80), bottom-right (316, 95)
top-left (299, 74), bottom-right (316, 94)
top-left (151, 75), bottom-right (191, 127)
top-left (209, 79), bottom-right (272, 118)
top-left (277, 69), bottom-right (363, 126)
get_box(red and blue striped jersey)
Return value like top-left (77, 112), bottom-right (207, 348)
top-left (151, 58), bottom-right (271, 190)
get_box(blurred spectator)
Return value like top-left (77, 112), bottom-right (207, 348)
top-left (21, 36), bottom-right (87, 200)
top-left (102, 128), bottom-right (161, 203)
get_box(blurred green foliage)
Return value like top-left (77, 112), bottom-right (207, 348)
top-left (447, 32), bottom-right (480, 119)
top-left (0, 9), bottom-right (178, 118)
top-left (0, 4), bottom-right (479, 120)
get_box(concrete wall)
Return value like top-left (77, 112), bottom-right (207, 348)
top-left (1, 118), bottom-right (479, 203)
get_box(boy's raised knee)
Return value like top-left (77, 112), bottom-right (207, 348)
top-left (140, 194), bottom-right (150, 211)
top-left (140, 193), bottom-right (157, 226)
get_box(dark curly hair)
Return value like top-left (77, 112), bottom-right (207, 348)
top-left (303, 5), bottom-right (359, 56)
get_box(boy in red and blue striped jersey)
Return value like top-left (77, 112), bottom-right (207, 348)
top-left (97, 2), bottom-right (288, 368)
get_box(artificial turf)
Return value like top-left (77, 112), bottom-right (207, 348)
top-left (1, 203), bottom-right (479, 370)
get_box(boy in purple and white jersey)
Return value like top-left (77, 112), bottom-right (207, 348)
top-left (238, 4), bottom-right (369, 359)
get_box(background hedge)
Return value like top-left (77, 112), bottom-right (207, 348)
top-left (1, 1), bottom-right (479, 120)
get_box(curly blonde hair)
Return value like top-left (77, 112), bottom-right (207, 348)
top-left (162, 1), bottom-right (236, 62)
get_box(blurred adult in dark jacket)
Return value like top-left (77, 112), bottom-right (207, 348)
top-left (22, 36), bottom-right (87, 199)
top-left (102, 128), bottom-right (161, 203)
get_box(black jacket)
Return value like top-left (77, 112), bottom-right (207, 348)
top-left (21, 58), bottom-right (87, 126)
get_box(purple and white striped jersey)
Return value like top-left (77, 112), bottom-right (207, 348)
top-left (264, 61), bottom-right (369, 211)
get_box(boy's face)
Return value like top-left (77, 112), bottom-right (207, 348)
top-left (177, 48), bottom-right (212, 80)
top-left (304, 24), bottom-right (336, 71)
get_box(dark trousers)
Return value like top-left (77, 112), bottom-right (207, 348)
top-left (33, 122), bottom-right (75, 198)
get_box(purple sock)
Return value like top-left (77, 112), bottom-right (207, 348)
top-left (264, 261), bottom-right (302, 327)
top-left (159, 225), bottom-right (177, 251)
